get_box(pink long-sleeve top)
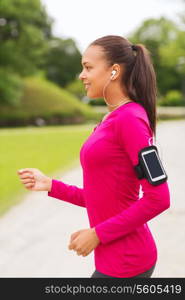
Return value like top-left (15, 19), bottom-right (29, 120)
top-left (48, 102), bottom-right (170, 277)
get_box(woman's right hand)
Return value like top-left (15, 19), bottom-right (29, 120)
top-left (17, 168), bottom-right (52, 192)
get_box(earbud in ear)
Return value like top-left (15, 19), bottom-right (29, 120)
top-left (111, 70), bottom-right (117, 78)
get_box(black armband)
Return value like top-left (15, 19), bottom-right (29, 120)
top-left (134, 145), bottom-right (168, 186)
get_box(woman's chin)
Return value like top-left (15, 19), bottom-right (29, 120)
top-left (86, 89), bottom-right (92, 96)
top-left (86, 91), bottom-right (99, 99)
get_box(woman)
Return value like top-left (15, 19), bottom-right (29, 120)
top-left (17, 35), bottom-right (170, 278)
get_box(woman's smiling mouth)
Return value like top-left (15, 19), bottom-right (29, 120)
top-left (84, 83), bottom-right (91, 90)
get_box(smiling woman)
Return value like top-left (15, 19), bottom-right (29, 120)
top-left (79, 45), bottom-right (132, 110)
top-left (17, 35), bottom-right (170, 279)
top-left (79, 35), bottom-right (156, 134)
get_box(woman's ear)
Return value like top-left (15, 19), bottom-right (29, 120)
top-left (111, 64), bottom-right (121, 79)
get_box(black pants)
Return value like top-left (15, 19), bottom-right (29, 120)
top-left (91, 264), bottom-right (156, 278)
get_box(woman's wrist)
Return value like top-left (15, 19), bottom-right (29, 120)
top-left (45, 177), bottom-right (52, 192)
top-left (92, 227), bottom-right (100, 244)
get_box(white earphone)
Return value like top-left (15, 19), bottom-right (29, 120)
top-left (111, 70), bottom-right (117, 78)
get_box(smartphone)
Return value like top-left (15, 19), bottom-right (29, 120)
top-left (141, 148), bottom-right (167, 184)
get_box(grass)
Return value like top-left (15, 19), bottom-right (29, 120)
top-left (0, 124), bottom-right (93, 216)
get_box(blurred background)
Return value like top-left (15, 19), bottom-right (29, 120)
top-left (0, 0), bottom-right (184, 278)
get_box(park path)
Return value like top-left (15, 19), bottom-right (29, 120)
top-left (0, 120), bottom-right (184, 277)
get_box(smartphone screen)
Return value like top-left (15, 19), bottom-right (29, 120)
top-left (142, 150), bottom-right (165, 180)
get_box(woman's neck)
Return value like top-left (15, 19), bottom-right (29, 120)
top-left (108, 99), bottom-right (132, 112)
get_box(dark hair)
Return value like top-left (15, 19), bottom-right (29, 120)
top-left (90, 35), bottom-right (157, 136)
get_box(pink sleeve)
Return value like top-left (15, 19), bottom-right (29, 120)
top-left (48, 179), bottom-right (86, 207)
top-left (95, 111), bottom-right (170, 244)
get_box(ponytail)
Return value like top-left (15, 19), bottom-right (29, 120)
top-left (125, 44), bottom-right (157, 136)
top-left (90, 35), bottom-right (157, 137)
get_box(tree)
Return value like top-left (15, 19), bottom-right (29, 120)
top-left (0, 68), bottom-right (23, 106)
top-left (0, 0), bottom-right (52, 75)
top-left (43, 37), bottom-right (82, 87)
top-left (0, 0), bottom-right (53, 105)
top-left (128, 17), bottom-right (184, 96)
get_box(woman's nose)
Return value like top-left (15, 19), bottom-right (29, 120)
top-left (78, 72), bottom-right (83, 80)
top-left (79, 70), bottom-right (86, 80)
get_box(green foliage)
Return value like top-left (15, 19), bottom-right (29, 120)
top-left (44, 37), bottom-right (82, 87)
top-left (65, 79), bottom-right (106, 107)
top-left (159, 30), bottom-right (185, 74)
top-left (66, 78), bottom-right (85, 100)
top-left (158, 90), bottom-right (185, 106)
top-left (128, 17), bottom-right (185, 96)
top-left (0, 68), bottom-right (23, 106)
top-left (89, 98), bottom-right (105, 106)
top-left (1, 2), bottom-right (184, 109)
top-left (0, 0), bottom-right (53, 106)
top-left (0, 77), bottom-right (100, 126)
top-left (0, 0), bottom-right (52, 76)
top-left (20, 77), bottom-right (95, 114)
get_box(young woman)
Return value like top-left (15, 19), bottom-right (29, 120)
top-left (17, 35), bottom-right (170, 278)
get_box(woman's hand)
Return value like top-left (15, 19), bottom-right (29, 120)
top-left (68, 228), bottom-right (100, 257)
top-left (17, 168), bottom-right (52, 192)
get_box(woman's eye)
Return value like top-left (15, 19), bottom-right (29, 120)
top-left (81, 66), bottom-right (91, 72)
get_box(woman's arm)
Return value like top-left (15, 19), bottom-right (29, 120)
top-left (17, 168), bottom-right (86, 207)
top-left (48, 179), bottom-right (86, 208)
top-left (95, 110), bottom-right (170, 244)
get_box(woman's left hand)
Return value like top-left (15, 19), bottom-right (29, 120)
top-left (68, 228), bottom-right (100, 257)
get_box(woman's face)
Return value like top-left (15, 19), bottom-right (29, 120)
top-left (79, 45), bottom-right (112, 99)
